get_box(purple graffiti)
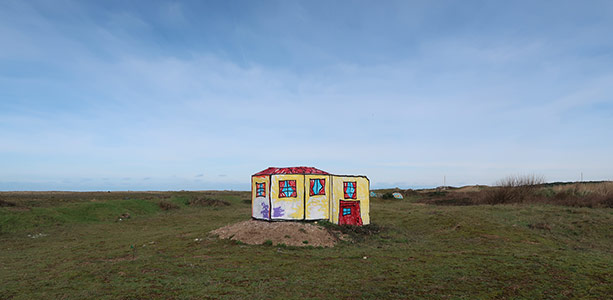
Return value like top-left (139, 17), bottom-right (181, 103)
top-left (272, 206), bottom-right (285, 218)
top-left (260, 202), bottom-right (269, 219)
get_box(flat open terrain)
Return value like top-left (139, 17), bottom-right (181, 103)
top-left (1, 189), bottom-right (612, 299)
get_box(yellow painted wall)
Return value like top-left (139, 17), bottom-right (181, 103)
top-left (270, 174), bottom-right (305, 219)
top-left (330, 176), bottom-right (370, 225)
top-left (251, 175), bottom-right (270, 219)
top-left (252, 171), bottom-right (369, 224)
top-left (304, 175), bottom-right (331, 220)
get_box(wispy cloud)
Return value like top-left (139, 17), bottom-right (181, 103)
top-left (1, 1), bottom-right (612, 190)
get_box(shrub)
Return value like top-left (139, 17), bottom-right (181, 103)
top-left (381, 193), bottom-right (394, 199)
top-left (484, 174), bottom-right (545, 204)
top-left (158, 200), bottom-right (179, 210)
top-left (402, 189), bottom-right (418, 196)
top-left (427, 191), bottom-right (448, 197)
top-left (189, 197), bottom-right (230, 207)
top-left (0, 199), bottom-right (16, 207)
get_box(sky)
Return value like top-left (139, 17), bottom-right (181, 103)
top-left (1, 0), bottom-right (612, 191)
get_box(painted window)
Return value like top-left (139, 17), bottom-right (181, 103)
top-left (279, 180), bottom-right (297, 198)
top-left (309, 178), bottom-right (325, 196)
top-left (342, 207), bottom-right (352, 216)
top-left (256, 182), bottom-right (266, 197)
top-left (343, 181), bottom-right (357, 199)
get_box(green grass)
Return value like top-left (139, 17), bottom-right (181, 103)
top-left (1, 191), bottom-right (612, 299)
top-left (0, 199), bottom-right (159, 233)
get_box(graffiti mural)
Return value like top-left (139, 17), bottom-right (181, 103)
top-left (251, 167), bottom-right (370, 225)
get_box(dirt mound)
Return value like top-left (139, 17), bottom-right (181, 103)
top-left (210, 220), bottom-right (338, 247)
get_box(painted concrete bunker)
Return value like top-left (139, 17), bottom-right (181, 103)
top-left (251, 167), bottom-right (370, 225)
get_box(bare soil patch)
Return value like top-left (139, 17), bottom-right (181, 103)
top-left (210, 220), bottom-right (338, 247)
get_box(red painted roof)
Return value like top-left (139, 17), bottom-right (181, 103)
top-left (253, 166), bottom-right (330, 176)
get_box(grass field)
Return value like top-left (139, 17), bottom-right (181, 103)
top-left (1, 189), bottom-right (612, 299)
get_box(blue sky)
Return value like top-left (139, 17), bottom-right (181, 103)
top-left (1, 0), bottom-right (612, 191)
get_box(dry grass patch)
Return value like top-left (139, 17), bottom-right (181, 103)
top-left (189, 196), bottom-right (230, 207)
top-left (413, 179), bottom-right (613, 208)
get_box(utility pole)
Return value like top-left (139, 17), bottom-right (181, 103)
top-left (581, 172), bottom-right (583, 182)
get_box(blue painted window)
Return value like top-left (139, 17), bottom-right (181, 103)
top-left (344, 181), bottom-right (356, 199)
top-left (279, 180), bottom-right (297, 198)
top-left (310, 178), bottom-right (325, 196)
top-left (256, 182), bottom-right (266, 197)
top-left (342, 207), bottom-right (351, 216)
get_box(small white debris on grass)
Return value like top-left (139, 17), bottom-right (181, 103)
top-left (363, 256), bottom-right (368, 260)
top-left (27, 233), bottom-right (48, 239)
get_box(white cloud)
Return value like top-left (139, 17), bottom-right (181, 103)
top-left (1, 1), bottom-right (612, 190)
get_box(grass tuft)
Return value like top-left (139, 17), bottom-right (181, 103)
top-left (317, 220), bottom-right (382, 242)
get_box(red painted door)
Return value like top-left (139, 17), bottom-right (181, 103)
top-left (339, 200), bottom-right (362, 225)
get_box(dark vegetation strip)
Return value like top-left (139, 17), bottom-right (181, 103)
top-left (376, 178), bottom-right (613, 208)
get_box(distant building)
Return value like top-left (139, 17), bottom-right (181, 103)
top-left (251, 167), bottom-right (370, 225)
